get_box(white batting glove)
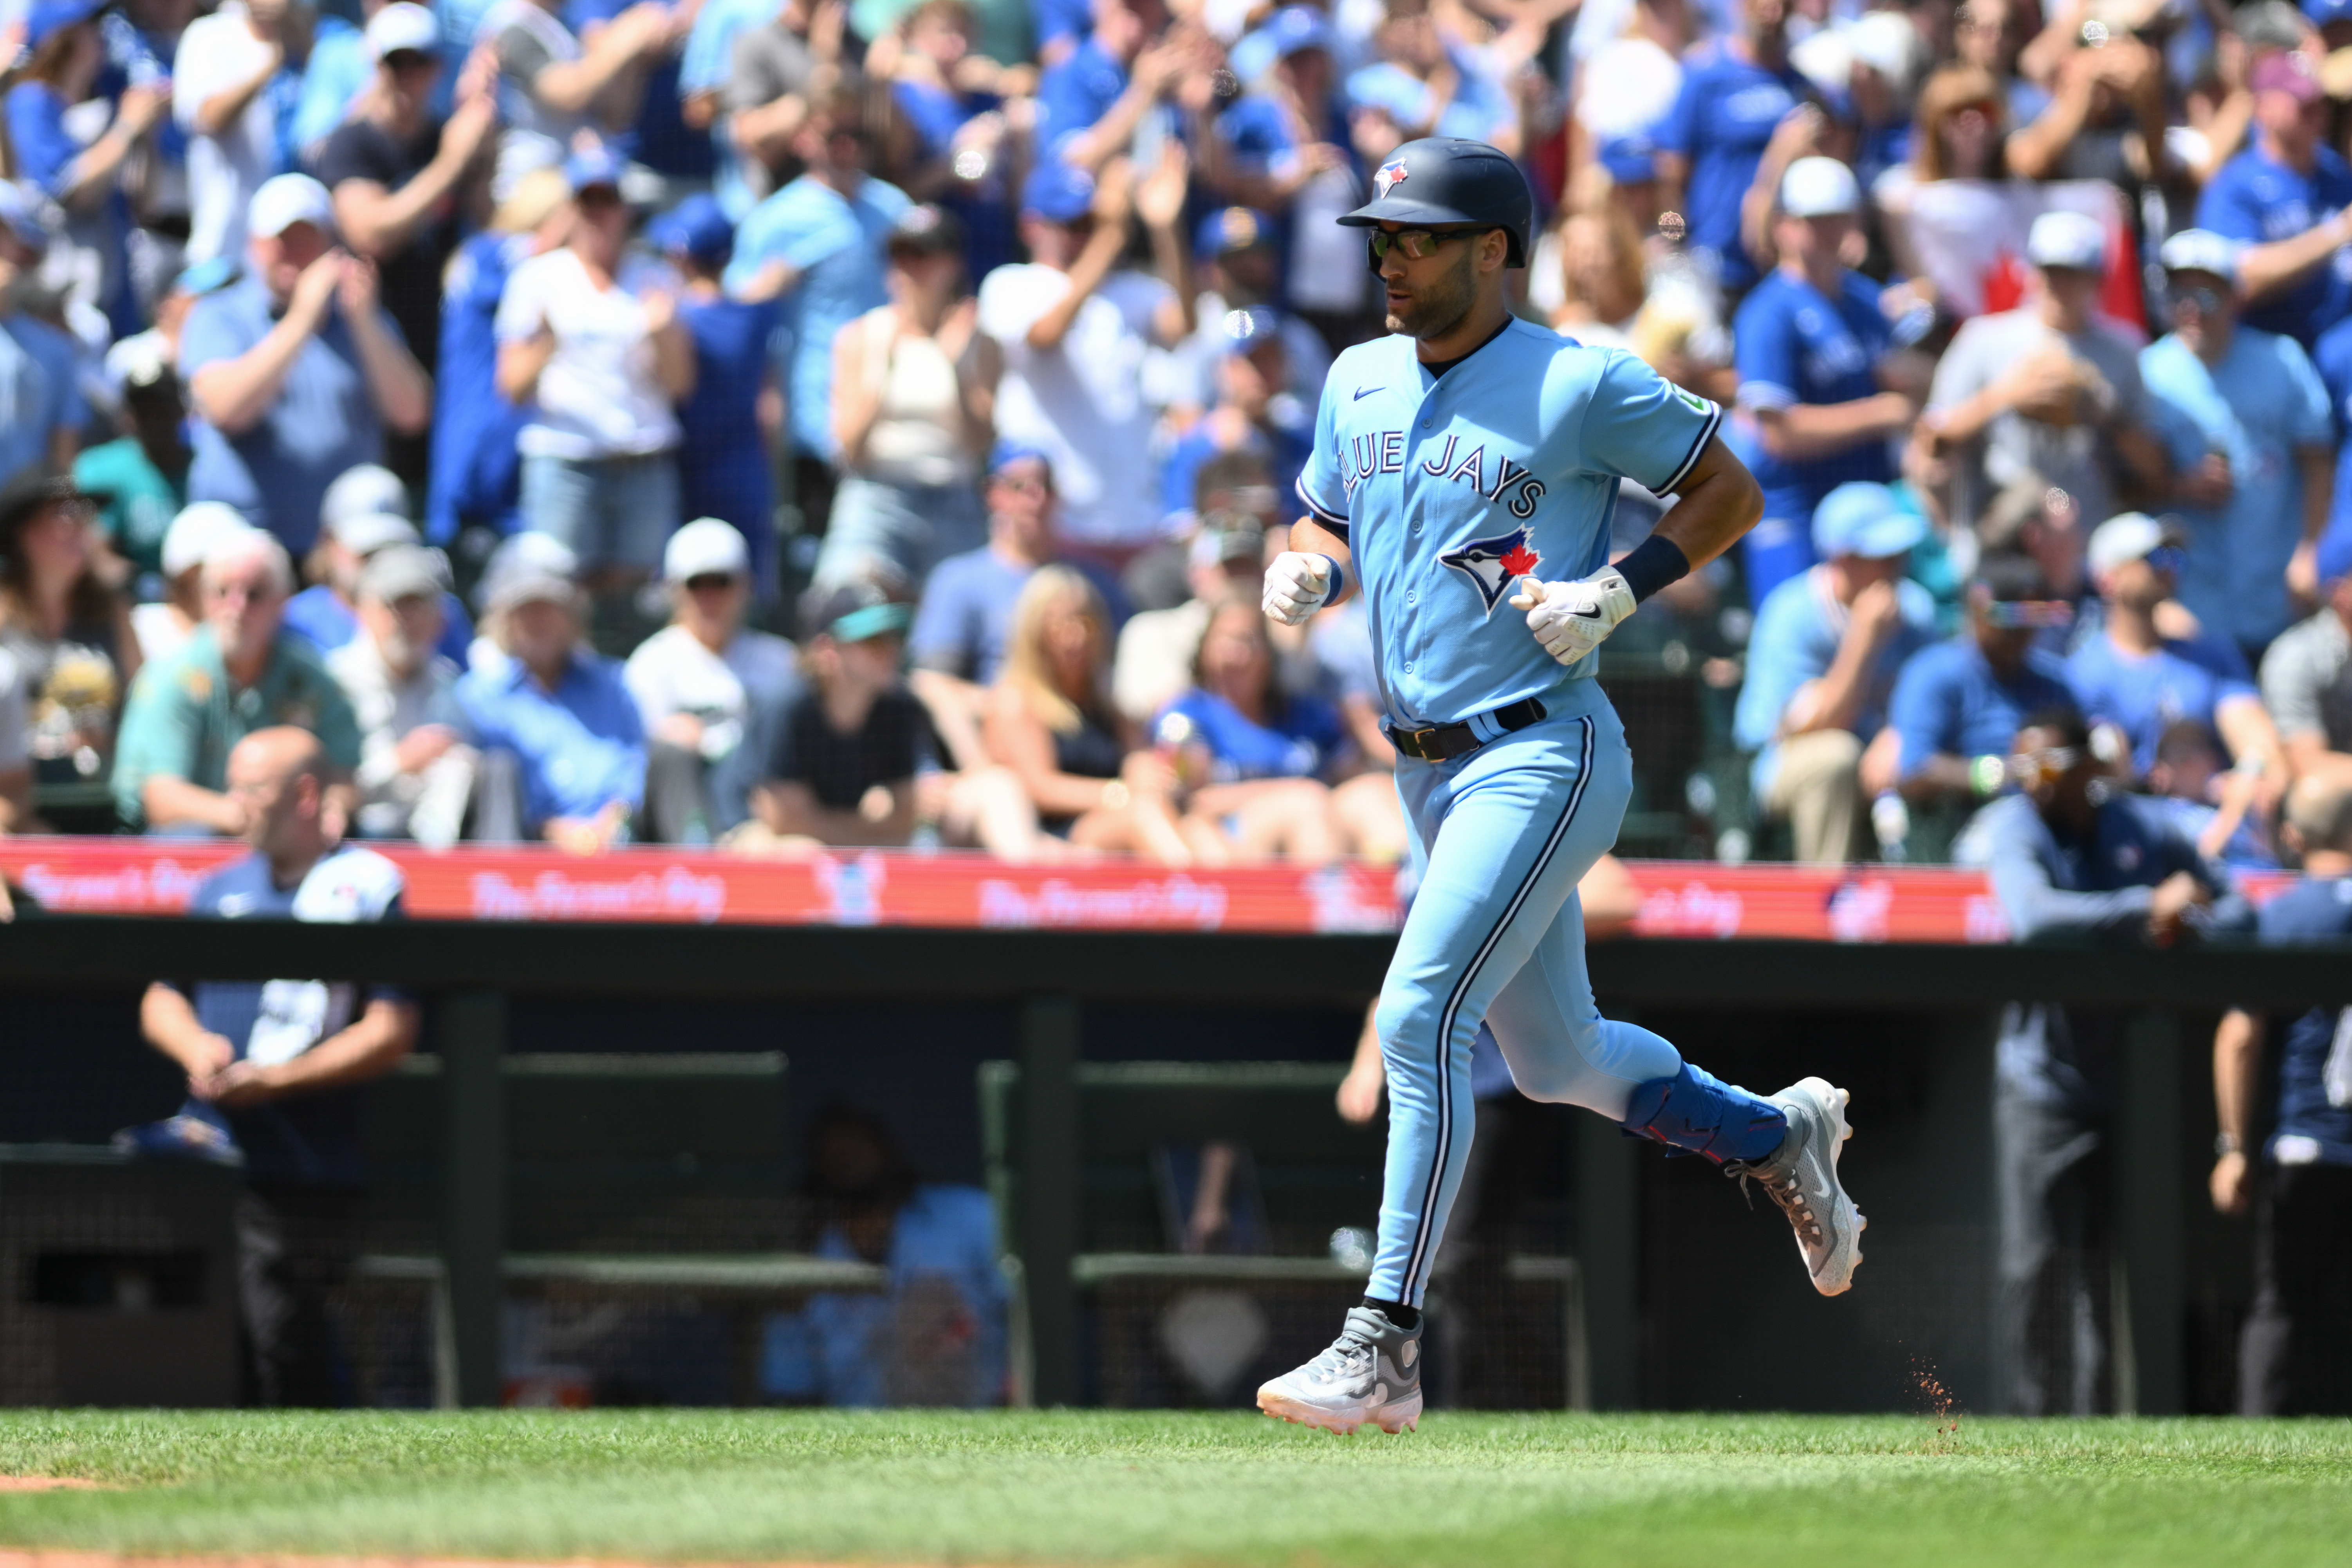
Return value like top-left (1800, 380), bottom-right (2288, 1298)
top-left (1263, 551), bottom-right (1335, 626)
top-left (1509, 567), bottom-right (1637, 666)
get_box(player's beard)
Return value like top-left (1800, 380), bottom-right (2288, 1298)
top-left (1385, 246), bottom-right (1480, 342)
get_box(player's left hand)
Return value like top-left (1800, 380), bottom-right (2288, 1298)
top-left (1511, 567), bottom-right (1635, 665)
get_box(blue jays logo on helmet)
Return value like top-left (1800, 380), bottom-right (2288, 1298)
top-left (1439, 528), bottom-right (1541, 616)
top-left (1375, 159), bottom-right (1409, 199)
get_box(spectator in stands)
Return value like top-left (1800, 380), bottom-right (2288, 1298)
top-left (1974, 475), bottom-right (2087, 627)
top-left (1916, 211), bottom-right (2169, 544)
top-left (426, 164), bottom-right (571, 547)
top-left (2212, 773), bottom-right (2352, 1413)
top-left (819, 202), bottom-right (993, 592)
top-left (1653, 0), bottom-right (1823, 300)
top-left (868, 0), bottom-right (1027, 281)
top-left (1345, 0), bottom-right (1518, 162)
top-left (985, 563), bottom-right (1191, 863)
top-left (1036, 0), bottom-right (1208, 174)
top-left (134, 501), bottom-right (255, 664)
top-left (725, 76), bottom-right (909, 543)
top-left (182, 174), bottom-right (433, 552)
top-left (282, 466), bottom-right (472, 662)
top-left (7, 0), bottom-right (170, 337)
top-left (722, 0), bottom-right (841, 204)
top-left (114, 527), bottom-right (362, 833)
top-left (2141, 228), bottom-right (2334, 662)
top-left (137, 725), bottom-right (416, 1404)
top-left (1880, 554), bottom-right (2074, 821)
top-left (1975, 704), bottom-right (2247, 1414)
top-left (454, 560), bottom-right (643, 851)
top-left (1734, 482), bottom-right (1937, 865)
top-left (2067, 511), bottom-right (2285, 793)
top-left (2195, 51), bottom-right (2352, 350)
top-left (759, 1103), bottom-right (1005, 1407)
top-left (625, 518), bottom-right (799, 843)
top-left (1732, 157), bottom-right (1920, 605)
top-left (1113, 513), bottom-right (1263, 727)
top-left (480, 0), bottom-right (677, 154)
top-left (648, 195), bottom-right (782, 591)
top-left (317, 4), bottom-right (501, 403)
top-left (909, 443), bottom-right (1126, 767)
top-left (1158, 307), bottom-right (1310, 536)
top-left (495, 146), bottom-right (693, 596)
top-left (2145, 718), bottom-right (2276, 872)
top-left (1162, 206), bottom-right (1329, 420)
top-left (978, 153), bottom-right (1193, 564)
top-left (0, 185), bottom-right (93, 485)
top-left (176, 0), bottom-right (339, 269)
top-left (76, 343), bottom-right (190, 593)
top-left (1160, 592), bottom-right (1397, 865)
top-left (0, 468), bottom-right (140, 790)
top-left (741, 581), bottom-right (928, 850)
top-left (2261, 526), bottom-right (2352, 787)
top-left (325, 543), bottom-right (473, 844)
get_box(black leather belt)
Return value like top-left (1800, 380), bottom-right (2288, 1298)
top-left (1384, 697), bottom-right (1548, 763)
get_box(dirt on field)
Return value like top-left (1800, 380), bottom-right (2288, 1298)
top-left (0, 1483), bottom-right (106, 1493)
top-left (0, 1554), bottom-right (926, 1568)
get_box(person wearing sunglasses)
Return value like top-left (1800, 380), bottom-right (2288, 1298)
top-left (1877, 552), bottom-right (2076, 824)
top-left (1972, 703), bottom-right (2249, 1413)
top-left (2139, 228), bottom-right (2336, 664)
top-left (2065, 511), bottom-right (2287, 804)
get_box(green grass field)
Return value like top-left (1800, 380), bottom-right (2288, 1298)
top-left (0, 1410), bottom-right (2346, 1567)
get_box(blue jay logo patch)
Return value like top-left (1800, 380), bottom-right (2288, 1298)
top-left (1375, 159), bottom-right (1409, 198)
top-left (1439, 528), bottom-right (1541, 617)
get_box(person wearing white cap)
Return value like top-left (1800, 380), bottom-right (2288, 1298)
top-left (172, 0), bottom-right (318, 266)
top-left (1917, 208), bottom-right (2168, 536)
top-left (2066, 511), bottom-right (2287, 791)
top-left (132, 502), bottom-right (259, 664)
top-left (179, 173), bottom-right (432, 554)
top-left (621, 518), bottom-right (799, 841)
top-left (326, 543), bottom-right (476, 846)
top-left (317, 4), bottom-right (500, 386)
top-left (2140, 228), bottom-right (2336, 660)
top-left (1730, 155), bottom-right (1919, 608)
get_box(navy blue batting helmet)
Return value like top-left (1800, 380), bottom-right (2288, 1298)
top-left (1338, 137), bottom-right (1534, 269)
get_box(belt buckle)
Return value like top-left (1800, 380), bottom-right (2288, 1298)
top-left (1394, 724), bottom-right (1440, 760)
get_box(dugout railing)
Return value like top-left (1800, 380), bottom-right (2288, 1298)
top-left (5, 917), bottom-right (2352, 1411)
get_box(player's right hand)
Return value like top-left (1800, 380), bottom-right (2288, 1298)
top-left (1263, 551), bottom-right (1333, 626)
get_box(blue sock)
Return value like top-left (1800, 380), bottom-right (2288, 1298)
top-left (1620, 1064), bottom-right (1787, 1165)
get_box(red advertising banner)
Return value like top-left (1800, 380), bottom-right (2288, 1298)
top-left (0, 839), bottom-right (2292, 941)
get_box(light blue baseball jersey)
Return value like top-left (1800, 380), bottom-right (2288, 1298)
top-left (1296, 321), bottom-right (1722, 730)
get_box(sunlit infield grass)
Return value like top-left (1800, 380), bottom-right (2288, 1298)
top-left (0, 1409), bottom-right (2347, 1567)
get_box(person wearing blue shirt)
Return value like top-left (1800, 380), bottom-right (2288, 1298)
top-left (181, 174), bottom-right (433, 553)
top-left (455, 569), bottom-right (646, 848)
top-left (2066, 511), bottom-right (2284, 784)
top-left (2211, 775), bottom-right (2352, 1414)
top-left (725, 83), bottom-right (909, 538)
top-left (1653, 0), bottom-right (1825, 297)
top-left (1157, 306), bottom-right (1312, 530)
top-left (676, 0), bottom-right (772, 217)
top-left (885, 0), bottom-right (1019, 280)
top-left (0, 186), bottom-right (92, 484)
top-left (650, 195), bottom-right (782, 594)
top-left (1034, 0), bottom-right (1199, 171)
top-left (1885, 554), bottom-right (2076, 819)
top-left (2140, 229), bottom-right (2337, 662)
top-left (135, 726), bottom-right (417, 1404)
top-left (1973, 703), bottom-right (2250, 1414)
top-left (758, 1104), bottom-right (1006, 1407)
top-left (280, 494), bottom-right (476, 664)
top-left (1735, 482), bottom-right (1935, 864)
top-left (8, 0), bottom-right (168, 338)
top-left (1730, 157), bottom-right (1914, 607)
top-left (2193, 51), bottom-right (2352, 349)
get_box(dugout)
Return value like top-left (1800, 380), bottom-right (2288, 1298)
top-left (0, 918), bottom-right (2345, 1414)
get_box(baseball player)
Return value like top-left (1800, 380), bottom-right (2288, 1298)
top-left (1254, 138), bottom-right (1864, 1436)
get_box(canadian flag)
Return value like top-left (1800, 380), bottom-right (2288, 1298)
top-left (1894, 178), bottom-right (2146, 339)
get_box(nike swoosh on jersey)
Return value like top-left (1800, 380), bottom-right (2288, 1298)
top-left (1352, 386), bottom-right (1379, 400)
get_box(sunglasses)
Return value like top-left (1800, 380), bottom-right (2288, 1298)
top-left (1367, 227), bottom-right (1491, 263)
top-left (2170, 284), bottom-right (2227, 315)
top-left (1980, 597), bottom-right (2075, 630)
top-left (683, 572), bottom-right (739, 593)
top-left (2143, 544), bottom-right (2186, 575)
top-left (2010, 745), bottom-right (2083, 783)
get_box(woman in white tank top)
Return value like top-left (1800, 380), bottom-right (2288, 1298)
top-left (818, 205), bottom-right (996, 589)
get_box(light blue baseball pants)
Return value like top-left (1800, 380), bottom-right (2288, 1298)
top-left (1368, 682), bottom-right (1686, 1306)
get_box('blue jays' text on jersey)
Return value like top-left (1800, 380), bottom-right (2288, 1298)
top-left (1296, 321), bottom-right (1721, 729)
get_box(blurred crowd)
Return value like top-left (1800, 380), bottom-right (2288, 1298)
top-left (0, 0), bottom-right (2348, 868)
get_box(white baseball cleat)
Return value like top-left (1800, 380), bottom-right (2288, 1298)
top-left (1256, 1305), bottom-right (1423, 1435)
top-left (1729, 1076), bottom-right (1865, 1296)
